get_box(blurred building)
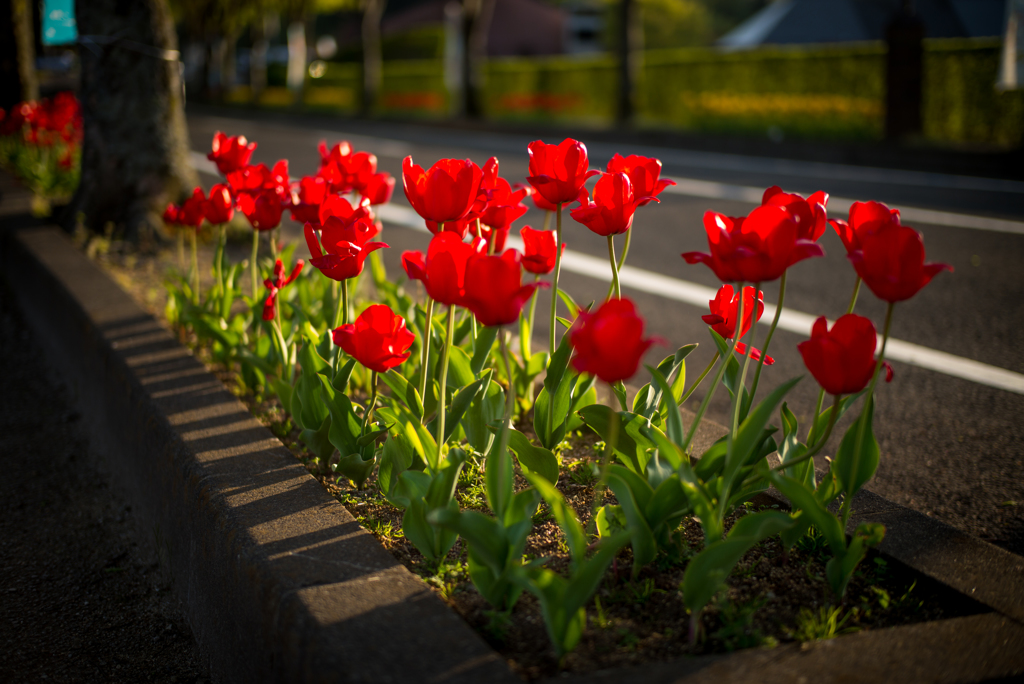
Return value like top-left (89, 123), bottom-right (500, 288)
top-left (718, 0), bottom-right (1006, 49)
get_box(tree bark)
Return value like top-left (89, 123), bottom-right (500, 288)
top-left (616, 0), bottom-right (642, 127)
top-left (2, 0), bottom-right (39, 107)
top-left (464, 0), bottom-right (494, 119)
top-left (65, 0), bottom-right (198, 241)
top-left (361, 0), bottom-right (387, 116)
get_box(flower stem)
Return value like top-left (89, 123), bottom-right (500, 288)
top-left (840, 301), bottom-right (894, 525)
top-left (190, 229), bottom-right (199, 305)
top-left (748, 272), bottom-right (786, 409)
top-left (678, 352), bottom-right (720, 406)
top-left (590, 400), bottom-right (620, 530)
top-left (215, 225), bottom-right (226, 295)
top-left (606, 235), bottom-right (621, 300)
top-left (524, 274), bottom-right (540, 361)
top-left (617, 227), bottom-right (632, 272)
top-left (542, 209), bottom-right (551, 233)
top-left (728, 283), bottom-right (752, 439)
top-left (334, 279), bottom-right (349, 373)
top-left (250, 229), bottom-right (260, 301)
top-left (809, 388), bottom-right (826, 443)
top-left (494, 329), bottom-right (516, 511)
top-left (362, 371), bottom-right (379, 434)
top-left (679, 334), bottom-right (741, 456)
top-left (774, 394), bottom-right (841, 471)
top-left (435, 305), bottom-right (457, 469)
top-left (549, 202), bottom-right (563, 355)
top-left (177, 230), bottom-right (185, 272)
top-left (419, 298), bottom-right (435, 421)
top-left (847, 276), bottom-right (862, 314)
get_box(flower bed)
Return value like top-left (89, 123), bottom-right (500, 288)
top-left (4, 165), bottom-right (1024, 681)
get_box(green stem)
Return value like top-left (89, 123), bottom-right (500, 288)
top-left (617, 227), bottom-right (632, 271)
top-left (727, 283), bottom-right (751, 441)
top-left (524, 274), bottom-right (540, 361)
top-left (542, 209), bottom-right (551, 233)
top-left (606, 234), bottom-right (621, 300)
top-left (334, 279), bottom-right (349, 372)
top-left (362, 371), bottom-right (379, 434)
top-left (847, 277), bottom-right (862, 314)
top-left (190, 229), bottom-right (199, 305)
top-left (679, 335), bottom-right (740, 456)
top-left (809, 388), bottom-right (826, 444)
top-left (177, 230), bottom-right (185, 272)
top-left (678, 351), bottom-right (720, 406)
top-left (590, 402), bottom-right (620, 530)
top-left (549, 202), bottom-right (563, 356)
top-left (774, 394), bottom-right (841, 471)
top-left (840, 302), bottom-right (894, 525)
top-left (250, 229), bottom-right (260, 301)
top-left (495, 329), bottom-right (516, 505)
top-left (215, 224), bottom-right (226, 295)
top-left (748, 273), bottom-right (786, 409)
top-left (435, 305), bottom-right (457, 468)
top-left (419, 298), bottom-right (435, 420)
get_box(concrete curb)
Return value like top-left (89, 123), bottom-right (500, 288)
top-left (2, 215), bottom-right (1023, 682)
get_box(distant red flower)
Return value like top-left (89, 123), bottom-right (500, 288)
top-left (798, 315), bottom-right (879, 396)
top-left (606, 154), bottom-right (675, 206)
top-left (401, 250), bottom-right (427, 283)
top-left (317, 195), bottom-right (379, 246)
top-left (847, 223), bottom-right (953, 303)
top-left (477, 157), bottom-right (530, 233)
top-left (262, 258), bottom-right (304, 321)
top-left (227, 161), bottom-right (289, 199)
top-left (403, 156), bottom-right (483, 225)
top-left (830, 200), bottom-right (901, 254)
top-left (305, 221), bottom-right (387, 282)
top-left (520, 226), bottom-right (562, 274)
top-left (332, 304), bottom-right (415, 373)
top-left (361, 172), bottom-right (396, 206)
top-left (288, 175), bottom-right (328, 224)
top-left (761, 186), bottom-right (829, 242)
top-left (462, 250), bottom-right (548, 327)
top-left (570, 171), bottom-right (656, 237)
top-left (318, 141), bottom-right (378, 194)
top-left (570, 298), bottom-right (660, 383)
top-left (204, 184), bottom-right (235, 224)
top-left (682, 205), bottom-right (825, 284)
top-left (238, 188), bottom-right (285, 231)
top-left (207, 132), bottom-right (256, 175)
top-left (702, 285), bottom-right (774, 365)
top-left (526, 138), bottom-right (599, 205)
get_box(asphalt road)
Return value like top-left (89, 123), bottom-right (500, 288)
top-left (185, 107), bottom-right (1024, 556)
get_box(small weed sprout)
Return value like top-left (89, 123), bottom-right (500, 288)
top-left (790, 605), bottom-right (859, 642)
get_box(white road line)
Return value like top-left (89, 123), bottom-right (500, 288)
top-left (189, 151), bottom-right (219, 176)
top-left (376, 203), bottom-right (1024, 395)
top-left (662, 180), bottom-right (1024, 236)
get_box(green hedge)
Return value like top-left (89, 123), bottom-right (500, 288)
top-left (295, 39), bottom-right (1022, 147)
top-left (483, 55), bottom-right (617, 126)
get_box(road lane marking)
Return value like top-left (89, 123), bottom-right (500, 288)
top-left (190, 151), bottom-right (219, 176)
top-left (662, 180), bottom-right (1024, 236)
top-left (376, 203), bottom-right (1024, 395)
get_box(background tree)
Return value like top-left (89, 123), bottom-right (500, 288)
top-left (1, 0), bottom-right (39, 108)
top-left (65, 0), bottom-right (197, 240)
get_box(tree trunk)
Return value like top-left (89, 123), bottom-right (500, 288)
top-left (64, 0), bottom-right (198, 241)
top-left (885, 0), bottom-right (924, 140)
top-left (250, 18), bottom-right (269, 101)
top-left (616, 0), bottom-right (641, 126)
top-left (286, 20), bottom-right (307, 103)
top-left (464, 0), bottom-right (494, 119)
top-left (361, 0), bottom-right (387, 116)
top-left (2, 0), bottom-right (39, 107)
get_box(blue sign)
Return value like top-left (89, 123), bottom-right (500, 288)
top-left (42, 0), bottom-right (77, 46)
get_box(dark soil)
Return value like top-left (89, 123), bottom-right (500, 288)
top-left (0, 286), bottom-right (204, 683)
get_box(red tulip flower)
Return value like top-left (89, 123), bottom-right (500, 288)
top-left (262, 258), bottom-right (304, 321)
top-left (318, 141), bottom-right (378, 194)
top-left (163, 188), bottom-right (206, 228)
top-left (529, 184), bottom-right (558, 212)
top-left (682, 205), bottom-right (825, 284)
top-left (238, 188), bottom-right (285, 231)
top-left (361, 171), bottom-right (396, 206)
top-left (477, 157), bottom-right (530, 234)
top-left (462, 250), bottom-right (548, 327)
top-left (204, 184), bottom-right (235, 225)
top-left (318, 195), bottom-right (378, 241)
top-left (570, 171), bottom-right (656, 237)
top-left (406, 232), bottom-right (487, 306)
top-left (847, 223), bottom-right (953, 303)
top-left (830, 200), bottom-right (901, 254)
top-left (288, 175), bottom-right (328, 224)
top-left (305, 220), bottom-right (388, 282)
top-left (526, 138), bottom-right (599, 205)
top-left (798, 314), bottom-right (881, 395)
top-left (606, 154), bottom-right (676, 205)
top-left (702, 284), bottom-right (774, 365)
top-left (520, 226), bottom-right (562, 274)
top-left (332, 304), bottom-right (416, 373)
top-left (570, 298), bottom-right (661, 383)
top-left (402, 156), bottom-right (483, 225)
top-left (208, 132), bottom-right (256, 175)
top-left (761, 186), bottom-right (829, 242)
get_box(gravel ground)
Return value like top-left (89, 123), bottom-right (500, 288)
top-left (0, 284), bottom-right (205, 683)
